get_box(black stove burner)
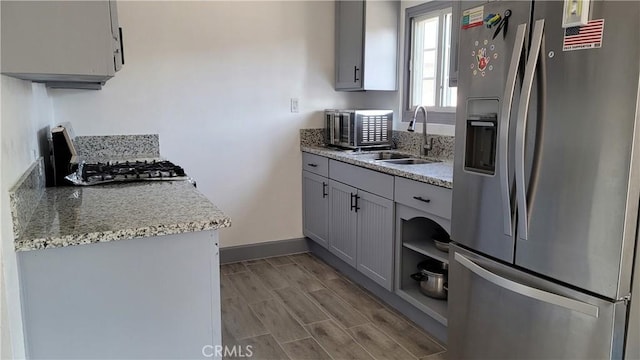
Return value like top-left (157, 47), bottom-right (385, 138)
top-left (81, 160), bottom-right (187, 184)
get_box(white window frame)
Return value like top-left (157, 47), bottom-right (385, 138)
top-left (403, 1), bottom-right (456, 125)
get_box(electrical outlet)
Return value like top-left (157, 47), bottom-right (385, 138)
top-left (290, 98), bottom-right (299, 113)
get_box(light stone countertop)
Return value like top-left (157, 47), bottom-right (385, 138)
top-left (15, 181), bottom-right (231, 252)
top-left (301, 146), bottom-right (453, 189)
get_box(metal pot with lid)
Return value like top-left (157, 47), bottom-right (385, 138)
top-left (410, 258), bottom-right (448, 299)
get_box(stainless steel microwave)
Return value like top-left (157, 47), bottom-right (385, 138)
top-left (325, 109), bottom-right (393, 149)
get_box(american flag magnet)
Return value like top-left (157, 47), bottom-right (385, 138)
top-left (563, 19), bottom-right (605, 51)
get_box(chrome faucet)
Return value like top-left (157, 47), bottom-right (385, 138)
top-left (407, 105), bottom-right (433, 156)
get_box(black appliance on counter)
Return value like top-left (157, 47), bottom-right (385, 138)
top-left (50, 123), bottom-right (77, 186)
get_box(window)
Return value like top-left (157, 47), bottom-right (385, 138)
top-left (404, 2), bottom-right (457, 123)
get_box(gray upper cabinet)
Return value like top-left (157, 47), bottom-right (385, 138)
top-left (335, 0), bottom-right (364, 90)
top-left (1, 1), bottom-right (123, 90)
top-left (302, 171), bottom-right (329, 248)
top-left (335, 0), bottom-right (399, 91)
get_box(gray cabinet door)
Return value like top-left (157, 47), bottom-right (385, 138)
top-left (328, 180), bottom-right (358, 266)
top-left (109, 0), bottom-right (123, 72)
top-left (356, 190), bottom-right (394, 290)
top-left (1, 1), bottom-right (121, 86)
top-left (335, 0), bottom-right (364, 90)
top-left (302, 171), bottom-right (329, 248)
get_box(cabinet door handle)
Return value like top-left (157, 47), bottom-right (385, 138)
top-left (119, 27), bottom-right (125, 65)
top-left (307, 163), bottom-right (318, 168)
top-left (413, 196), bottom-right (431, 203)
top-left (354, 194), bottom-right (361, 212)
top-left (350, 193), bottom-right (357, 212)
top-left (354, 66), bottom-right (360, 82)
top-left (322, 182), bottom-right (328, 198)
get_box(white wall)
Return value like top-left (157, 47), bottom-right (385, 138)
top-left (50, 1), bottom-right (450, 250)
top-left (51, 1), bottom-right (384, 248)
top-left (0, 76), bottom-right (55, 359)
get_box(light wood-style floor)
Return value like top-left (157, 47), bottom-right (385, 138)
top-left (221, 252), bottom-right (447, 360)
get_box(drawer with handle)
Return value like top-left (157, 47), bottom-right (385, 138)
top-left (329, 160), bottom-right (394, 199)
top-left (394, 177), bottom-right (452, 219)
top-left (302, 152), bottom-right (329, 177)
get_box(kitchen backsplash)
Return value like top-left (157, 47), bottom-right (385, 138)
top-left (299, 128), bottom-right (325, 148)
top-left (392, 131), bottom-right (455, 161)
top-left (75, 134), bottom-right (160, 158)
top-left (9, 158), bottom-right (46, 240)
top-left (300, 128), bottom-right (454, 161)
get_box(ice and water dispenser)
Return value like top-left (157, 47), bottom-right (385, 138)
top-left (464, 99), bottom-right (499, 175)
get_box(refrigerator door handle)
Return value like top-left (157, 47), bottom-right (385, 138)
top-left (499, 23), bottom-right (527, 237)
top-left (515, 19), bottom-right (545, 241)
top-left (454, 252), bottom-right (600, 318)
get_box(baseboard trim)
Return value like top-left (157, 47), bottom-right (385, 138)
top-left (307, 240), bottom-right (448, 344)
top-left (220, 237), bottom-right (309, 264)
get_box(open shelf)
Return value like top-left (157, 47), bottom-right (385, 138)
top-left (403, 240), bottom-right (449, 264)
top-left (397, 281), bottom-right (448, 326)
top-left (395, 207), bottom-right (450, 327)
top-left (397, 245), bottom-right (448, 326)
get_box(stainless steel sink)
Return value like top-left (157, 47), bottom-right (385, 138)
top-left (351, 152), bottom-right (412, 161)
top-left (378, 158), bottom-right (438, 165)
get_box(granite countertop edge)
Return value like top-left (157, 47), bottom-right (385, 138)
top-left (14, 218), bottom-right (231, 252)
top-left (300, 146), bottom-right (453, 189)
top-left (14, 180), bottom-right (233, 253)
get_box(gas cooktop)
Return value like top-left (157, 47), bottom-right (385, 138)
top-left (66, 160), bottom-right (189, 186)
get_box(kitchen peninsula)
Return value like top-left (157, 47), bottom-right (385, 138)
top-left (9, 136), bottom-right (230, 358)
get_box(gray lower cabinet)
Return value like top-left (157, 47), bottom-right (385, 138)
top-left (302, 170), bottom-right (329, 248)
top-left (302, 153), bottom-right (455, 323)
top-left (394, 176), bottom-right (452, 325)
top-left (301, 154), bottom-right (396, 291)
top-left (328, 178), bottom-right (394, 290)
top-left (356, 190), bottom-right (394, 290)
top-left (328, 179), bottom-right (358, 266)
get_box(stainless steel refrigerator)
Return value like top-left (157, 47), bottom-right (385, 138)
top-left (450, 1), bottom-right (640, 358)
